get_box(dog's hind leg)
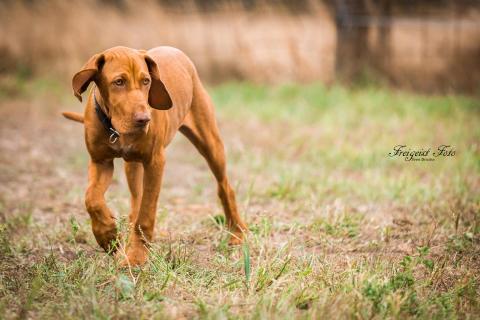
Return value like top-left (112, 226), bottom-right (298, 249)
top-left (180, 104), bottom-right (247, 245)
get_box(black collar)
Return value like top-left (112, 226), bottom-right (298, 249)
top-left (93, 88), bottom-right (120, 144)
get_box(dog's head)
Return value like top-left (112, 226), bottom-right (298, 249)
top-left (72, 46), bottom-right (172, 134)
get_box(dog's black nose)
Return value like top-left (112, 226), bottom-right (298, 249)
top-left (134, 112), bottom-right (151, 126)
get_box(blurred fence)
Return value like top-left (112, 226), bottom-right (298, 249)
top-left (0, 0), bottom-right (479, 93)
top-left (333, 0), bottom-right (480, 93)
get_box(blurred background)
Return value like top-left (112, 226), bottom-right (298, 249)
top-left (1, 0), bottom-right (479, 93)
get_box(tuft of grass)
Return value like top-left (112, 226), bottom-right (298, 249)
top-left (243, 242), bottom-right (251, 289)
top-left (310, 212), bottom-right (363, 238)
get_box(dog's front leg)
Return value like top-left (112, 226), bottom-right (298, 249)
top-left (85, 160), bottom-right (117, 252)
top-left (123, 152), bottom-right (165, 266)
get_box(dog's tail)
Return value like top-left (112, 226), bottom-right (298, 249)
top-left (61, 111), bottom-right (84, 123)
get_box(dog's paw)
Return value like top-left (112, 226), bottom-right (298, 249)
top-left (118, 242), bottom-right (149, 267)
top-left (228, 232), bottom-right (244, 246)
top-left (92, 223), bottom-right (118, 253)
top-left (228, 223), bottom-right (248, 246)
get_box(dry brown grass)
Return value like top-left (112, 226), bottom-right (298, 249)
top-left (1, 1), bottom-right (479, 92)
top-left (0, 0), bottom-right (336, 84)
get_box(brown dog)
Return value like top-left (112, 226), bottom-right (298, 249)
top-left (62, 46), bottom-right (247, 266)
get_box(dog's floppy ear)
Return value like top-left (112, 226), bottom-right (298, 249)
top-left (72, 53), bottom-right (105, 102)
top-left (144, 55), bottom-right (173, 110)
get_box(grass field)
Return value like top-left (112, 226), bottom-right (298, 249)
top-left (0, 77), bottom-right (479, 319)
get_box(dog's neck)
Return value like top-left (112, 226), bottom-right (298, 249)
top-left (93, 86), bottom-right (112, 116)
top-left (93, 87), bottom-right (120, 144)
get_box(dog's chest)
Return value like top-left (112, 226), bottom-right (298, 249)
top-left (111, 142), bottom-right (144, 161)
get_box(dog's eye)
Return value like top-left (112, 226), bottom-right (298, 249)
top-left (142, 78), bottom-right (150, 85)
top-left (113, 79), bottom-right (125, 86)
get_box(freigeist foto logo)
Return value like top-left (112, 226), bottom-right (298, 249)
top-left (388, 145), bottom-right (455, 162)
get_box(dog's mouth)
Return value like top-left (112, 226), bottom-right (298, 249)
top-left (126, 123), bottom-right (149, 135)
top-left (134, 121), bottom-right (149, 129)
top-left (112, 120), bottom-right (149, 136)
